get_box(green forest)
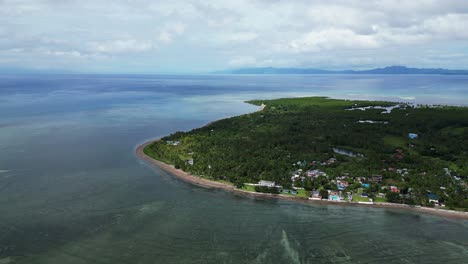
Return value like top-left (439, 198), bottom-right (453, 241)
top-left (145, 97), bottom-right (468, 210)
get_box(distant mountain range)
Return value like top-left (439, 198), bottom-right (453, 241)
top-left (220, 66), bottom-right (468, 75)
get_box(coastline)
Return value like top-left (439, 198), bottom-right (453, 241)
top-left (136, 140), bottom-right (468, 220)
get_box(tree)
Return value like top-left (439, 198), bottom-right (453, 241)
top-left (386, 192), bottom-right (401, 203)
top-left (319, 189), bottom-right (329, 199)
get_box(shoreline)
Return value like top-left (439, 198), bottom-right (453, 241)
top-left (136, 140), bottom-right (468, 220)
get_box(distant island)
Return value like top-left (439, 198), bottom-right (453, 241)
top-left (138, 97), bottom-right (468, 217)
top-left (220, 66), bottom-right (468, 75)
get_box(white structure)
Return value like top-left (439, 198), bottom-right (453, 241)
top-left (258, 180), bottom-right (276, 187)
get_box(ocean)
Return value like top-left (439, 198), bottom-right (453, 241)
top-left (0, 74), bottom-right (467, 263)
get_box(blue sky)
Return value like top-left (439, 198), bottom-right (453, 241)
top-left (1, 0), bottom-right (468, 73)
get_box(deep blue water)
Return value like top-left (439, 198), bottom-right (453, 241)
top-left (0, 74), bottom-right (467, 264)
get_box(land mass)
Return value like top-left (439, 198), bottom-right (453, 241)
top-left (138, 97), bottom-right (468, 218)
top-left (220, 66), bottom-right (468, 75)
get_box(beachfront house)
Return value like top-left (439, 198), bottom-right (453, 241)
top-left (427, 193), bottom-right (439, 204)
top-left (328, 191), bottom-right (340, 201)
top-left (311, 190), bottom-right (322, 200)
top-left (258, 180), bottom-right (276, 188)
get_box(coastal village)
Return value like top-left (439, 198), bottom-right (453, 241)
top-left (237, 158), bottom-right (458, 207)
top-left (167, 132), bottom-right (465, 208)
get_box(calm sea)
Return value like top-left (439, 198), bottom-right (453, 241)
top-left (0, 74), bottom-right (467, 264)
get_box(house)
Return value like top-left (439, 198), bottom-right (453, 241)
top-left (390, 186), bottom-right (400, 193)
top-left (187, 159), bottom-right (194, 165)
top-left (355, 176), bottom-right (366, 183)
top-left (361, 193), bottom-right (369, 197)
top-left (328, 191), bottom-right (341, 201)
top-left (408, 133), bottom-right (419, 139)
top-left (427, 193), bottom-right (439, 203)
top-left (337, 180), bottom-right (349, 190)
top-left (307, 169), bottom-right (327, 178)
top-left (371, 175), bottom-right (383, 183)
top-left (310, 190), bottom-right (322, 200)
top-left (291, 174), bottom-right (300, 181)
top-left (258, 180), bottom-right (276, 187)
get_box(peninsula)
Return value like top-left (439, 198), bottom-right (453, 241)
top-left (137, 97), bottom-right (468, 218)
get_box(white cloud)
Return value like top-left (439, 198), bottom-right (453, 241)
top-left (44, 50), bottom-right (83, 57)
top-left (306, 5), bottom-right (383, 34)
top-left (158, 22), bottom-right (186, 44)
top-left (158, 31), bottom-right (173, 43)
top-left (0, 0), bottom-right (468, 71)
top-left (422, 14), bottom-right (468, 39)
top-left (289, 28), bottom-right (380, 52)
top-left (228, 56), bottom-right (256, 67)
top-left (218, 32), bottom-right (258, 44)
top-left (88, 39), bottom-right (154, 54)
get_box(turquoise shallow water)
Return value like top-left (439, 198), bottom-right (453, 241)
top-left (0, 74), bottom-right (467, 263)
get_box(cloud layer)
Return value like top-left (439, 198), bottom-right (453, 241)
top-left (1, 0), bottom-right (467, 73)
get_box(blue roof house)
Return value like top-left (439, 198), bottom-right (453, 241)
top-left (408, 133), bottom-right (419, 139)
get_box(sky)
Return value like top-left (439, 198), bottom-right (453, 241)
top-left (1, 0), bottom-right (468, 73)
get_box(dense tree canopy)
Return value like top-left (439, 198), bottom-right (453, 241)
top-left (145, 97), bottom-right (468, 210)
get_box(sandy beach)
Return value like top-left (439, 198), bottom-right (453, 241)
top-left (136, 140), bottom-right (468, 220)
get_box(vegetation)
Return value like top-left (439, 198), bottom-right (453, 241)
top-left (145, 97), bottom-right (468, 210)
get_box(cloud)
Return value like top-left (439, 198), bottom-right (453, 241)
top-left (44, 50), bottom-right (83, 57)
top-left (158, 22), bottom-right (186, 44)
top-left (0, 0), bottom-right (467, 72)
top-left (228, 56), bottom-right (257, 67)
top-left (289, 28), bottom-right (380, 52)
top-left (217, 32), bottom-right (258, 44)
top-left (87, 39), bottom-right (154, 54)
top-left (306, 4), bottom-right (383, 34)
top-left (421, 14), bottom-right (468, 40)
